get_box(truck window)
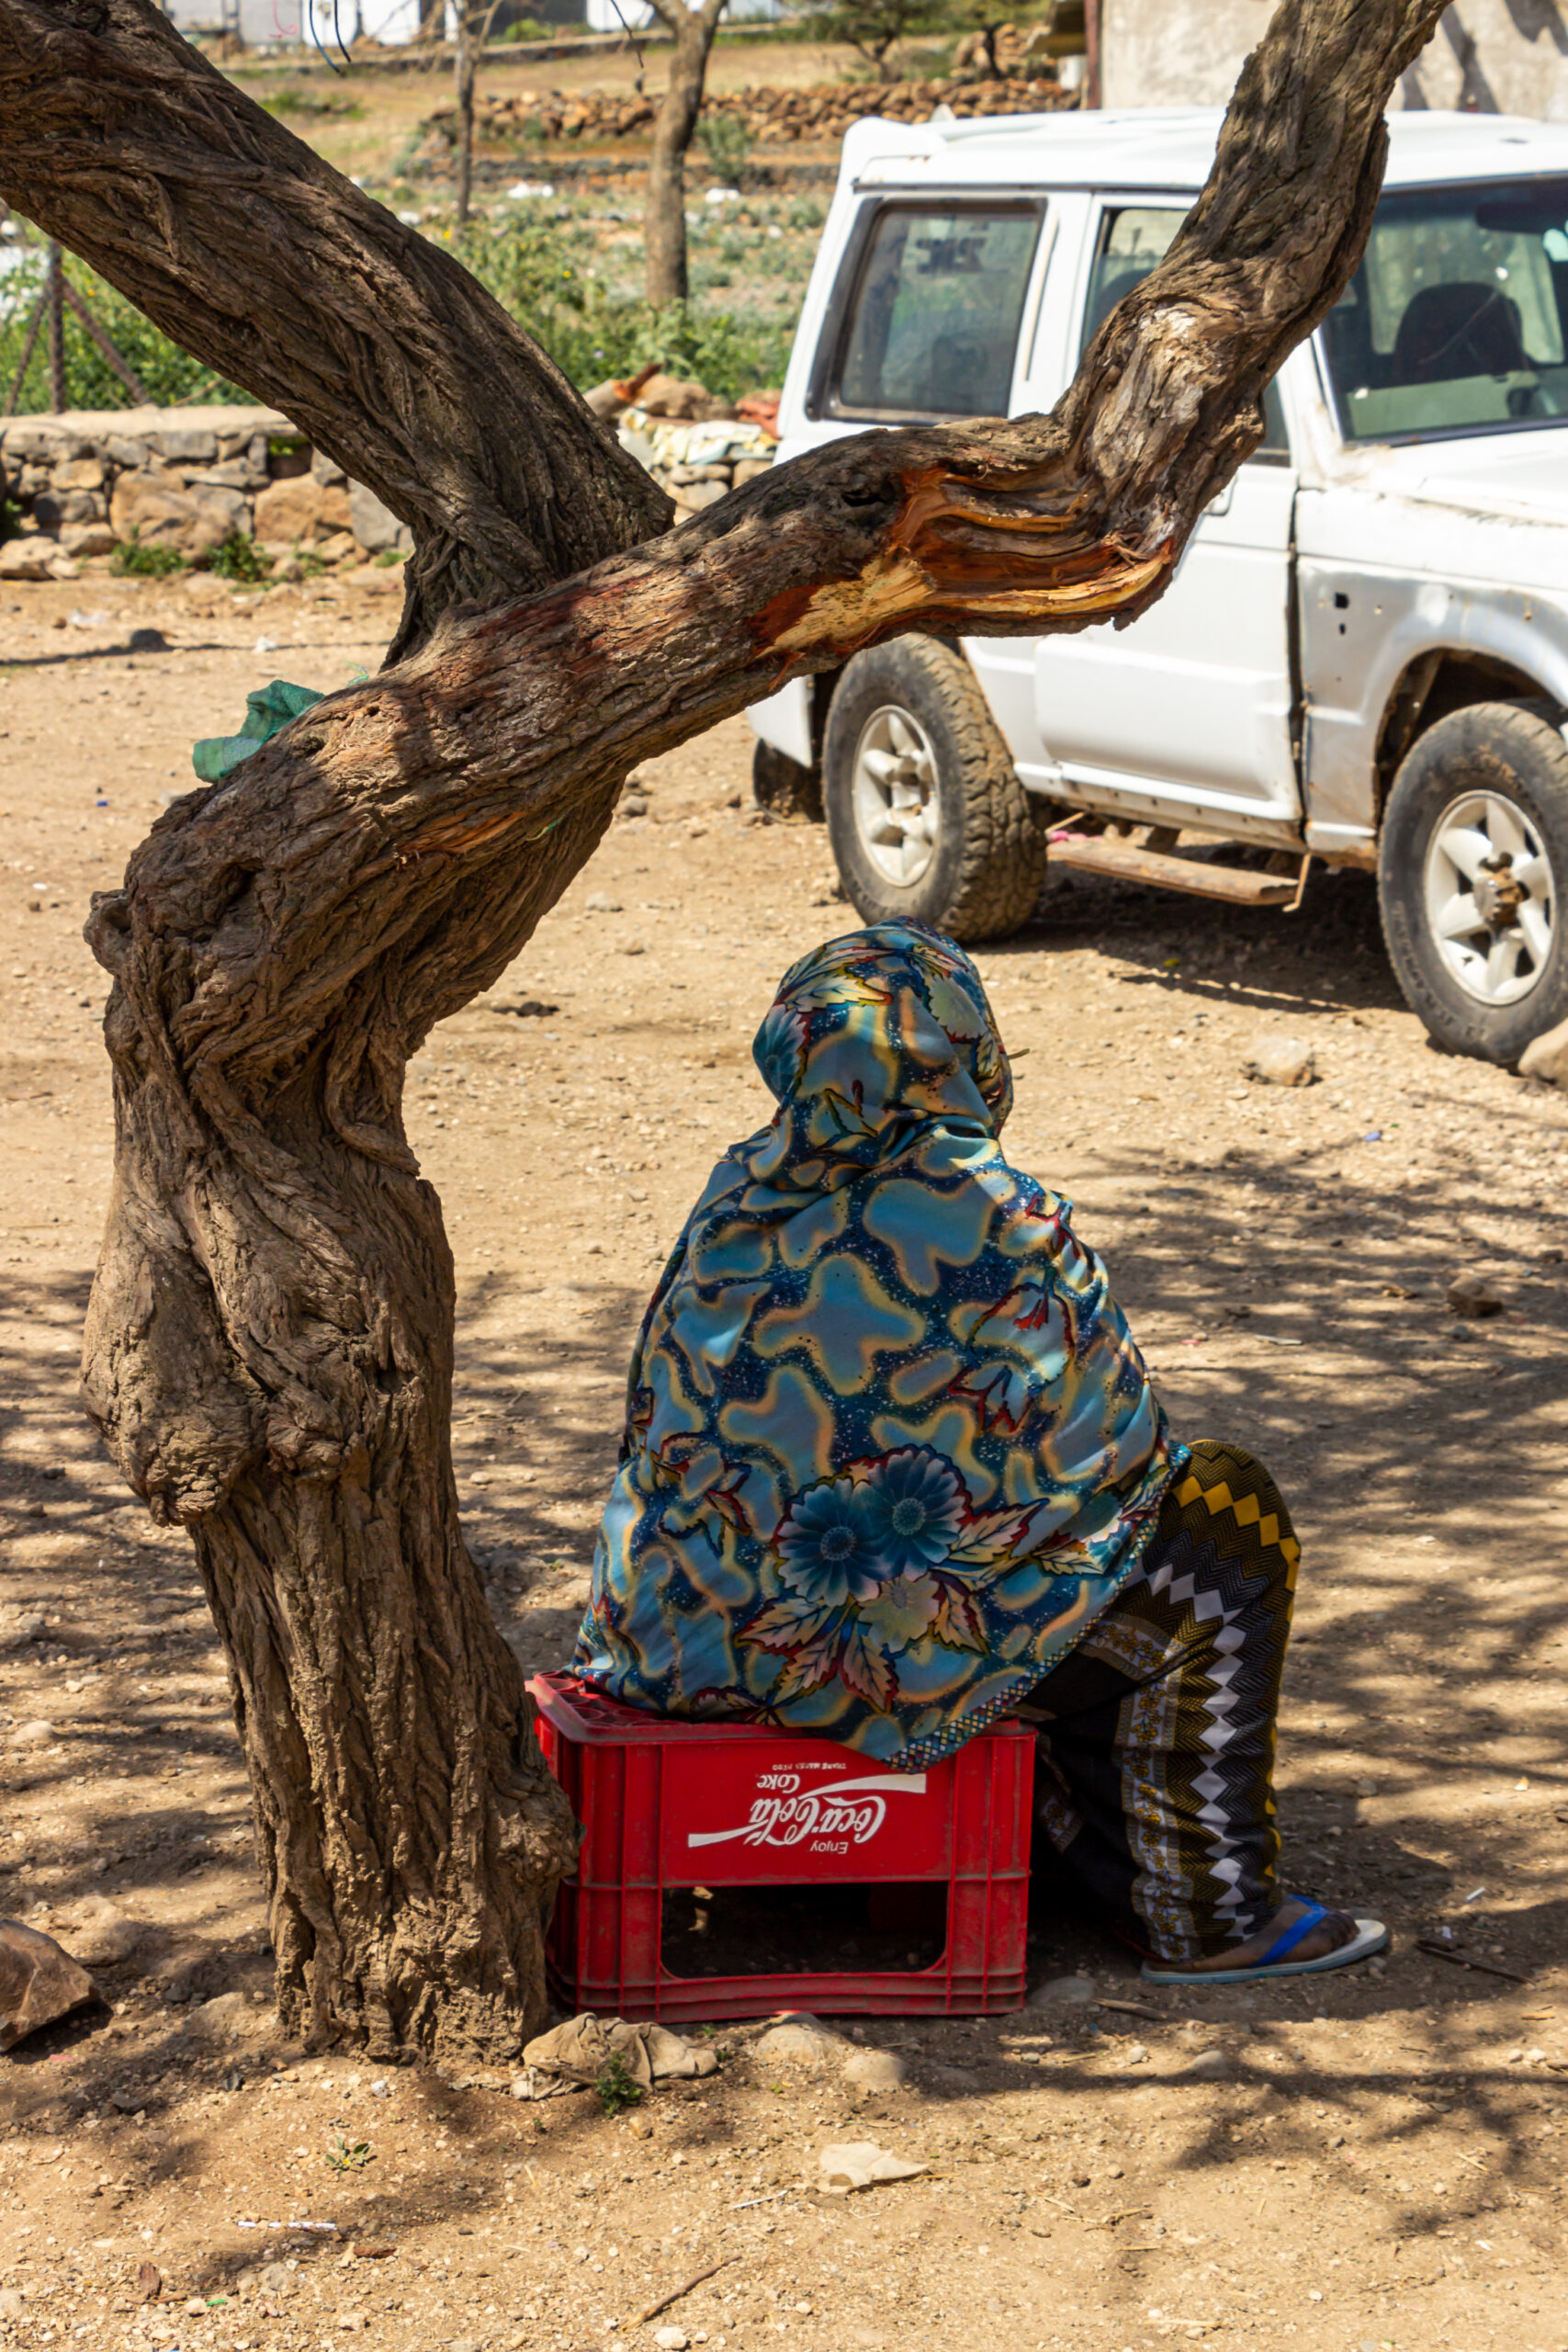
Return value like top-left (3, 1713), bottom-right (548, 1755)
top-left (1321, 177), bottom-right (1568, 443)
top-left (1083, 203), bottom-right (1289, 459)
top-left (826, 204), bottom-right (1042, 421)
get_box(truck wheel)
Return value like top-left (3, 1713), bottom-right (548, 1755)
top-left (752, 740), bottom-right (823, 824)
top-left (821, 639), bottom-right (1047, 942)
top-left (1379, 701), bottom-right (1568, 1062)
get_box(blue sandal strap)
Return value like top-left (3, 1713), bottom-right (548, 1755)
top-left (1254, 1901), bottom-right (1329, 1969)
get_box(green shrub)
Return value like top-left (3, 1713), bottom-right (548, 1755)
top-left (0, 203), bottom-right (795, 424)
top-left (499, 16), bottom-right (554, 38)
top-left (455, 211), bottom-right (792, 401)
top-left (111, 533), bottom-right (186, 579)
top-left (259, 83), bottom-right (364, 119)
top-left (0, 235), bottom-right (253, 413)
top-left (694, 113), bottom-right (758, 189)
top-left (209, 533), bottom-right (273, 584)
top-left (594, 2052), bottom-right (645, 2116)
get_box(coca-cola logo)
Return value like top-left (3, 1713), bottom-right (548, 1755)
top-left (686, 1772), bottom-right (927, 1853)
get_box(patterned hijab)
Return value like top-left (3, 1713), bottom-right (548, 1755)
top-left (572, 922), bottom-right (1184, 1766)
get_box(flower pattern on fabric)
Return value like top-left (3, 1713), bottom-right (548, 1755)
top-left (773, 1476), bottom-right (886, 1604)
top-left (863, 1447), bottom-right (965, 1575)
top-left (572, 922), bottom-right (1186, 1767)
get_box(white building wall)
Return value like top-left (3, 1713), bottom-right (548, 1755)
top-left (585, 0), bottom-right (777, 24)
top-left (163, 0), bottom-right (422, 46)
top-left (1102, 0), bottom-right (1568, 121)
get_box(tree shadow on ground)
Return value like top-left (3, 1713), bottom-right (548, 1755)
top-left (5, 828), bottom-right (1565, 2250)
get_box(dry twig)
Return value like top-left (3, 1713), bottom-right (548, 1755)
top-left (1416, 1939), bottom-right (1530, 1984)
top-left (636, 2255), bottom-right (737, 2325)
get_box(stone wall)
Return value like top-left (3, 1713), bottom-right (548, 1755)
top-left (0, 402), bottom-right (775, 582)
top-left (0, 404), bottom-right (412, 582)
top-left (613, 409), bottom-right (778, 519)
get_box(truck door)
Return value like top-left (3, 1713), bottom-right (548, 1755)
top-left (1032, 200), bottom-right (1303, 830)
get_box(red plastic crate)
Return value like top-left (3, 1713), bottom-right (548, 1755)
top-left (530, 1671), bottom-right (1034, 2021)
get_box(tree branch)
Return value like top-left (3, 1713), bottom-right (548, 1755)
top-left (0, 0), bottom-right (671, 653)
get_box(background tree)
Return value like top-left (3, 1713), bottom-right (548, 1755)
top-left (643, 0), bottom-right (731, 307)
top-left (800, 0), bottom-right (942, 85)
top-left (0, 0), bottom-right (1447, 2060)
top-left (944, 0), bottom-right (1050, 78)
top-left (455, 0), bottom-right (508, 224)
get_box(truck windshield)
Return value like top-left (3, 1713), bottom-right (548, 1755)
top-left (1322, 178), bottom-right (1568, 442)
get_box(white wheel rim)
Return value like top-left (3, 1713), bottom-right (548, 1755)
top-left (1423, 788), bottom-right (1557, 1007)
top-left (851, 703), bottom-right (939, 888)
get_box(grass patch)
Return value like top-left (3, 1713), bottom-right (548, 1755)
top-left (209, 533), bottom-right (273, 584)
top-left (111, 534), bottom-right (186, 579)
top-left (593, 2052), bottom-right (646, 2116)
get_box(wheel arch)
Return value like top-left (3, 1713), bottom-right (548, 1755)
top-left (813, 636), bottom-right (964, 754)
top-left (1373, 644), bottom-right (1567, 828)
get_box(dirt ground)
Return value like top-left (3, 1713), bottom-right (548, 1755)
top-left (3, 571), bottom-right (1567, 2352)
top-left (225, 36), bottom-right (859, 187)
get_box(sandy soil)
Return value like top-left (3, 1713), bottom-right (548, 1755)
top-left (3, 572), bottom-right (1567, 2352)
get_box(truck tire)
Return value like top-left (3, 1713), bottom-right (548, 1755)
top-left (1379, 700), bottom-right (1568, 1063)
top-left (821, 639), bottom-right (1047, 943)
top-left (752, 740), bottom-right (823, 823)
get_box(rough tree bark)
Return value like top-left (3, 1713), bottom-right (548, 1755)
top-left (0, 0), bottom-right (1447, 2058)
top-left (643, 0), bottom-right (729, 308)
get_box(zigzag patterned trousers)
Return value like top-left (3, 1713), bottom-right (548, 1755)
top-left (1027, 1440), bottom-right (1301, 1963)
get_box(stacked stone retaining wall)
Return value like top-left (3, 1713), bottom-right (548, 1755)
top-left (0, 402), bottom-right (773, 580)
top-left (0, 405), bottom-right (412, 582)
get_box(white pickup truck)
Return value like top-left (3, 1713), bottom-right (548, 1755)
top-left (749, 106), bottom-right (1568, 1064)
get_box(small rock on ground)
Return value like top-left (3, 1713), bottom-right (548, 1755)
top-left (1448, 1272), bottom-right (1505, 1317)
top-left (843, 2049), bottom-right (908, 2090)
top-left (186, 1991), bottom-right (265, 2042)
top-left (0, 1917), bottom-right (96, 2051)
top-left (1028, 1972), bottom-right (1096, 2007)
top-left (1519, 1010), bottom-right (1568, 1086)
top-left (61, 1897), bottom-right (144, 1967)
top-left (753, 2014), bottom-right (847, 2068)
top-left (1243, 1035), bottom-right (1316, 1087)
top-left (1183, 2048), bottom-right (1233, 2080)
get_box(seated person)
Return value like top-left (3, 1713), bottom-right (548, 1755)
top-left (572, 922), bottom-right (1384, 1985)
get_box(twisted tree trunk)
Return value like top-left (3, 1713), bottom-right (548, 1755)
top-left (0, 0), bottom-right (1447, 2058)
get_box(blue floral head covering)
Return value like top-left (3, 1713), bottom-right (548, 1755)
top-left (572, 922), bottom-right (1184, 1765)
